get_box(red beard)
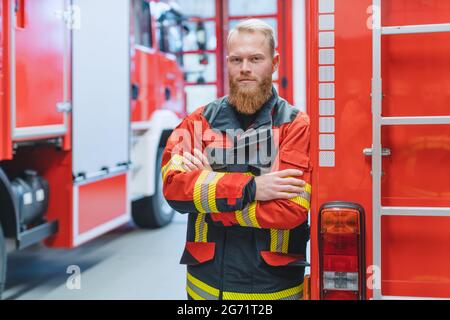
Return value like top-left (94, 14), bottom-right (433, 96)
top-left (228, 75), bottom-right (273, 115)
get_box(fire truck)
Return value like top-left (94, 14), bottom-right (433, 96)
top-left (304, 0), bottom-right (450, 299)
top-left (0, 0), bottom-right (195, 297)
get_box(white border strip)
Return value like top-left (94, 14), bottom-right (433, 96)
top-left (72, 173), bottom-right (130, 247)
top-left (318, 0), bottom-right (336, 168)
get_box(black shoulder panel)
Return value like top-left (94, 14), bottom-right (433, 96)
top-left (202, 97), bottom-right (227, 125)
top-left (272, 98), bottom-right (300, 127)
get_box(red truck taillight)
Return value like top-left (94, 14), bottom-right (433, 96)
top-left (319, 202), bottom-right (366, 300)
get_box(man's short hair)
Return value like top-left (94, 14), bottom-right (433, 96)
top-left (227, 19), bottom-right (277, 57)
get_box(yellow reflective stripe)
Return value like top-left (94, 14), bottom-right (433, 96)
top-left (223, 283), bottom-right (304, 300)
top-left (193, 170), bottom-right (209, 213)
top-left (186, 285), bottom-right (205, 300)
top-left (289, 196), bottom-right (311, 210)
top-left (304, 183), bottom-right (312, 194)
top-left (235, 210), bottom-right (247, 227)
top-left (270, 229), bottom-right (278, 252)
top-left (194, 213), bottom-right (208, 243)
top-left (270, 229), bottom-right (290, 253)
top-left (289, 183), bottom-right (312, 210)
top-left (207, 172), bottom-right (225, 213)
top-left (247, 202), bottom-right (260, 228)
top-left (235, 202), bottom-right (260, 228)
top-left (161, 154), bottom-right (186, 181)
top-left (187, 273), bottom-right (220, 298)
top-left (187, 272), bottom-right (302, 301)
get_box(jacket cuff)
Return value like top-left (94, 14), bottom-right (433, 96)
top-left (242, 177), bottom-right (256, 208)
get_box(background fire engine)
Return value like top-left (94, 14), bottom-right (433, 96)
top-left (0, 0), bottom-right (205, 297)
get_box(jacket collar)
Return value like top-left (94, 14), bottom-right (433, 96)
top-left (211, 87), bottom-right (278, 133)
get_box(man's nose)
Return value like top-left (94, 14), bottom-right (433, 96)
top-left (240, 59), bottom-right (252, 74)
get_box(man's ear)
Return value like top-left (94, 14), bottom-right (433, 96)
top-left (272, 53), bottom-right (280, 73)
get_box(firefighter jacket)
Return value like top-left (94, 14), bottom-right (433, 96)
top-left (162, 89), bottom-right (312, 300)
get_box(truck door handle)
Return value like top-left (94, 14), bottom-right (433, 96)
top-left (132, 83), bottom-right (139, 100)
top-left (165, 87), bottom-right (171, 101)
top-left (363, 148), bottom-right (391, 157)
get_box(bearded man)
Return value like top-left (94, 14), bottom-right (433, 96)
top-left (161, 19), bottom-right (312, 300)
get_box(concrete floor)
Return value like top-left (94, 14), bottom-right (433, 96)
top-left (3, 214), bottom-right (188, 300)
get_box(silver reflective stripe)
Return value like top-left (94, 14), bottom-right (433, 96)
top-left (281, 292), bottom-right (303, 300)
top-left (300, 190), bottom-right (311, 202)
top-left (241, 205), bottom-right (253, 227)
top-left (187, 282), bottom-right (219, 300)
top-left (200, 172), bottom-right (217, 212)
top-left (276, 230), bottom-right (284, 253)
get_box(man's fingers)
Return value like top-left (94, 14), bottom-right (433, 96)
top-left (183, 152), bottom-right (203, 168)
top-left (181, 156), bottom-right (198, 171)
top-left (279, 177), bottom-right (306, 187)
top-left (275, 192), bottom-right (302, 200)
top-left (193, 148), bottom-right (210, 168)
top-left (276, 169), bottom-right (304, 178)
top-left (277, 185), bottom-right (305, 194)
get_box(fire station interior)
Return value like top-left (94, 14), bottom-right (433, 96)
top-left (1, 0), bottom-right (450, 301)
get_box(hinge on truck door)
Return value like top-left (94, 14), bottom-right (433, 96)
top-left (57, 102), bottom-right (72, 113)
top-left (56, 5), bottom-right (81, 30)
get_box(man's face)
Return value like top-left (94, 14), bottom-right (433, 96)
top-left (227, 31), bottom-right (280, 115)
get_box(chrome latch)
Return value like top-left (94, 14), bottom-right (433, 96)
top-left (57, 102), bottom-right (72, 113)
top-left (363, 148), bottom-right (391, 157)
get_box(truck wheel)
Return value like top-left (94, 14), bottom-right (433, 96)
top-left (132, 147), bottom-right (175, 229)
top-left (0, 224), bottom-right (6, 299)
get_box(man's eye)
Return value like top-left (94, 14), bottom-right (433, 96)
top-left (230, 58), bottom-right (241, 63)
top-left (251, 57), bottom-right (262, 63)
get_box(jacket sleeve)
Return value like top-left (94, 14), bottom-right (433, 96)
top-left (162, 112), bottom-right (256, 214)
top-left (210, 113), bottom-right (312, 230)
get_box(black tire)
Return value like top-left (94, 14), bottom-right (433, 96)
top-left (0, 224), bottom-right (6, 299)
top-left (132, 147), bottom-right (175, 229)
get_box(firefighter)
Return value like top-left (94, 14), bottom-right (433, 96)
top-left (162, 19), bottom-right (311, 300)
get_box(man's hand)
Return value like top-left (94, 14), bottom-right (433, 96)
top-left (255, 169), bottom-right (306, 202)
top-left (181, 149), bottom-right (212, 172)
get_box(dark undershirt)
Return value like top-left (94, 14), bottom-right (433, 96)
top-left (233, 108), bottom-right (260, 131)
top-left (232, 108), bottom-right (259, 207)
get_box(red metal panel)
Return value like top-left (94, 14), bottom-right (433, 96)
top-left (131, 48), bottom-right (186, 122)
top-left (158, 52), bottom-right (186, 116)
top-left (131, 47), bottom-right (160, 122)
top-left (306, 0), bottom-right (320, 300)
top-left (309, 0), bottom-right (450, 299)
top-left (0, 0), bottom-right (13, 160)
top-left (78, 174), bottom-right (127, 235)
top-left (382, 216), bottom-right (450, 298)
top-left (14, 0), bottom-right (66, 129)
top-left (308, 0), bottom-right (374, 300)
top-left (379, 0), bottom-right (450, 298)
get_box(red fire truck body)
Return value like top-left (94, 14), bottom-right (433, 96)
top-left (306, 0), bottom-right (450, 299)
top-left (0, 0), bottom-right (187, 296)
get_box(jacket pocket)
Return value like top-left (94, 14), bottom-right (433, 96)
top-left (180, 242), bottom-right (216, 266)
top-left (280, 148), bottom-right (311, 171)
top-left (260, 251), bottom-right (309, 267)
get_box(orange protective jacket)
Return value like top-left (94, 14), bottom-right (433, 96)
top-left (162, 89), bottom-right (312, 300)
